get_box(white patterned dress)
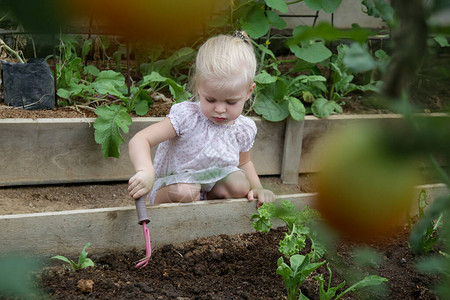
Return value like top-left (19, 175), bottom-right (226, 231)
top-left (147, 101), bottom-right (257, 205)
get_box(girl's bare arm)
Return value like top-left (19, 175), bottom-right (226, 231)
top-left (239, 151), bottom-right (275, 207)
top-left (128, 117), bottom-right (177, 199)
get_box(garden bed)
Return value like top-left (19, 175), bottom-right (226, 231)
top-left (38, 224), bottom-right (439, 299)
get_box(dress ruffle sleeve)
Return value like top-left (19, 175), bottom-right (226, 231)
top-left (167, 101), bottom-right (199, 136)
top-left (236, 117), bottom-right (257, 152)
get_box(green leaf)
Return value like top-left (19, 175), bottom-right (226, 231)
top-left (434, 35), bottom-right (450, 47)
top-left (265, 0), bottom-right (288, 13)
top-left (255, 70), bottom-right (278, 84)
top-left (304, 0), bottom-right (342, 13)
top-left (267, 10), bottom-right (287, 29)
top-left (254, 92), bottom-right (290, 122)
top-left (290, 42), bottom-right (332, 63)
top-left (84, 65), bottom-right (100, 77)
top-left (311, 98), bottom-right (342, 118)
top-left (361, 0), bottom-right (395, 27)
top-left (336, 275), bottom-right (387, 299)
top-left (94, 104), bottom-right (132, 158)
top-left (51, 255), bottom-right (76, 269)
top-left (241, 5), bottom-right (270, 39)
top-left (133, 89), bottom-right (153, 116)
top-left (343, 43), bottom-right (377, 73)
top-left (78, 243), bottom-right (91, 267)
top-left (290, 23), bottom-right (369, 44)
top-left (287, 97), bottom-right (306, 121)
top-left (279, 224), bottom-right (307, 257)
top-left (81, 39), bottom-right (92, 61)
top-left (92, 70), bottom-right (127, 97)
top-left (80, 258), bottom-right (95, 269)
top-left (167, 79), bottom-right (191, 102)
top-left (251, 202), bottom-right (276, 233)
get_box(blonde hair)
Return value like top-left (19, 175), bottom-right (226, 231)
top-left (190, 31), bottom-right (257, 94)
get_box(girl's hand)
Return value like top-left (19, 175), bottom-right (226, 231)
top-left (128, 170), bottom-right (154, 200)
top-left (247, 188), bottom-right (275, 208)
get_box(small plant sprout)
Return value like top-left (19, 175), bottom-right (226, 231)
top-left (314, 263), bottom-right (387, 300)
top-left (51, 242), bottom-right (94, 271)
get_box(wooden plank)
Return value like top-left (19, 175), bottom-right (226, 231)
top-left (281, 117), bottom-right (304, 184)
top-left (0, 118), bottom-right (157, 186)
top-left (300, 114), bottom-right (404, 173)
top-left (0, 117), bottom-right (284, 186)
top-left (0, 193), bottom-right (314, 256)
top-left (0, 184), bottom-right (447, 256)
top-left (299, 113), bottom-right (449, 173)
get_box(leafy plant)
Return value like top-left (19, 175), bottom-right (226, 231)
top-left (277, 254), bottom-right (326, 300)
top-left (252, 201), bottom-right (326, 260)
top-left (314, 263), bottom-right (387, 300)
top-left (93, 71), bottom-right (191, 158)
top-left (51, 242), bottom-right (95, 271)
top-left (252, 201), bottom-right (387, 299)
top-left (408, 189), bottom-right (443, 253)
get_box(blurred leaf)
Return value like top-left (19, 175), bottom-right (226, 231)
top-left (265, 0), bottom-right (288, 13)
top-left (289, 42), bottom-right (332, 63)
top-left (84, 65), bottom-right (100, 77)
top-left (352, 247), bottom-right (383, 267)
top-left (361, 0), bottom-right (396, 27)
top-left (0, 255), bottom-right (43, 299)
top-left (267, 10), bottom-right (287, 29)
top-left (255, 70), bottom-right (278, 84)
top-left (416, 256), bottom-right (447, 273)
top-left (81, 39), bottom-right (92, 62)
top-left (241, 5), bottom-right (270, 39)
top-left (290, 23), bottom-right (370, 44)
top-left (304, 0), bottom-right (342, 13)
top-left (343, 43), bottom-right (377, 73)
top-left (434, 35), bottom-right (450, 47)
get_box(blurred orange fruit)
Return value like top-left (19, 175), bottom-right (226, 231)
top-left (314, 124), bottom-right (421, 241)
top-left (69, 0), bottom-right (230, 44)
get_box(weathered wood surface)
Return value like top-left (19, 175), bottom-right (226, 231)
top-left (281, 117), bottom-right (304, 184)
top-left (0, 193), bottom-right (313, 255)
top-left (1, 113), bottom-right (447, 186)
top-left (0, 184), bottom-right (447, 256)
top-left (0, 117), bottom-right (285, 186)
top-left (300, 113), bottom-right (449, 173)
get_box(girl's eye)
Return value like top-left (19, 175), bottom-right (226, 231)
top-left (227, 101), bottom-right (237, 105)
top-left (206, 98), bottom-right (215, 103)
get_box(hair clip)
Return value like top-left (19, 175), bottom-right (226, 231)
top-left (232, 31), bottom-right (250, 44)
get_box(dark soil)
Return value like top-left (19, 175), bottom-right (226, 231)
top-left (37, 226), bottom-right (440, 300)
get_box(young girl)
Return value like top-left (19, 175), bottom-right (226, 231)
top-left (127, 31), bottom-right (275, 208)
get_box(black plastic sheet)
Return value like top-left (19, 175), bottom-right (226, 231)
top-left (1, 58), bottom-right (55, 110)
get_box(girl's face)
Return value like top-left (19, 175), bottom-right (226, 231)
top-left (198, 80), bottom-right (255, 125)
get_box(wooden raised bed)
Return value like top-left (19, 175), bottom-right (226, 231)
top-left (0, 184), bottom-right (447, 256)
top-left (3, 113), bottom-right (446, 187)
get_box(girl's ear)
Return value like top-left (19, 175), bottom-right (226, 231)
top-left (246, 83), bottom-right (256, 99)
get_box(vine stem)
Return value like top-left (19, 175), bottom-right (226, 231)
top-left (0, 38), bottom-right (24, 63)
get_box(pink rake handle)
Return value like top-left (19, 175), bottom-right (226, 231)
top-left (134, 197), bottom-right (152, 269)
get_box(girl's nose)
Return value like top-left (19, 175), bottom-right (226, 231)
top-left (215, 103), bottom-right (226, 113)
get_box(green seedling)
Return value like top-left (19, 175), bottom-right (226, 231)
top-left (252, 201), bottom-right (326, 261)
top-left (277, 254), bottom-right (326, 300)
top-left (314, 263), bottom-right (387, 300)
top-left (51, 242), bottom-right (94, 271)
top-left (408, 189), bottom-right (443, 253)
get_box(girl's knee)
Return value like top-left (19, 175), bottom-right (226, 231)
top-left (217, 171), bottom-right (250, 199)
top-left (166, 183), bottom-right (201, 203)
top-left (226, 177), bottom-right (250, 198)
